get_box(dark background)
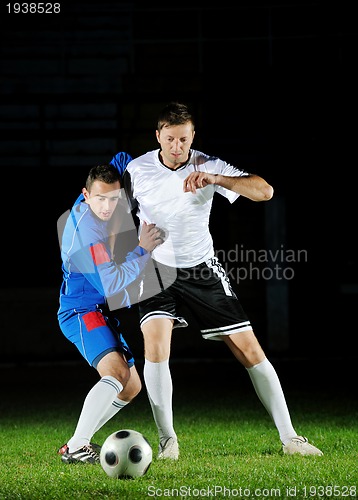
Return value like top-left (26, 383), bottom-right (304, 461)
top-left (0, 1), bottom-right (357, 371)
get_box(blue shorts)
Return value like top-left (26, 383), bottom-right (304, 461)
top-left (58, 304), bottom-right (135, 369)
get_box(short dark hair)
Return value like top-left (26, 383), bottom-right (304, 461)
top-left (85, 164), bottom-right (121, 191)
top-left (157, 101), bottom-right (195, 131)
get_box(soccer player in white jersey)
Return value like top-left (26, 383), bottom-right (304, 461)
top-left (122, 101), bottom-right (323, 459)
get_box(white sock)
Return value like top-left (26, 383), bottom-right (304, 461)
top-left (246, 358), bottom-right (297, 444)
top-left (92, 398), bottom-right (129, 434)
top-left (67, 376), bottom-right (123, 452)
top-left (143, 359), bottom-right (177, 444)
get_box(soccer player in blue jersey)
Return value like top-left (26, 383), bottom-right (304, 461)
top-left (57, 163), bottom-right (163, 464)
top-left (122, 102), bottom-right (323, 459)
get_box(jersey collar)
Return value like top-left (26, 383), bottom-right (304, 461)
top-left (158, 149), bottom-right (192, 171)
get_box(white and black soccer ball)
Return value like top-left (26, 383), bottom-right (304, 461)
top-left (100, 429), bottom-right (152, 479)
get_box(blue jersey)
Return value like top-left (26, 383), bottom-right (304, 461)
top-left (58, 200), bottom-right (149, 316)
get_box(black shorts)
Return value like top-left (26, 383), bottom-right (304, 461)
top-left (139, 257), bottom-right (252, 341)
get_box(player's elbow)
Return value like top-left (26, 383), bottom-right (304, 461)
top-left (262, 184), bottom-right (274, 201)
top-left (248, 176), bottom-right (274, 201)
top-left (252, 183), bottom-right (274, 202)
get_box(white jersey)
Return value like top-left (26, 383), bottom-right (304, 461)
top-left (123, 149), bottom-right (248, 268)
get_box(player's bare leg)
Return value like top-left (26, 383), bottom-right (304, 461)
top-left (223, 329), bottom-right (265, 368)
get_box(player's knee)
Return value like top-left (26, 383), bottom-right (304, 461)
top-left (119, 369), bottom-right (142, 401)
top-left (115, 365), bottom-right (131, 388)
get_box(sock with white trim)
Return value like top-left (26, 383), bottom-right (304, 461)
top-left (92, 398), bottom-right (129, 435)
top-left (246, 358), bottom-right (297, 444)
top-left (144, 359), bottom-right (177, 444)
top-left (67, 376), bottom-right (123, 452)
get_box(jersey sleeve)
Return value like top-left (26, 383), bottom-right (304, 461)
top-left (67, 212), bottom-right (149, 302)
top-left (75, 241), bottom-right (149, 299)
top-left (212, 157), bottom-right (249, 204)
top-left (110, 151), bottom-right (133, 177)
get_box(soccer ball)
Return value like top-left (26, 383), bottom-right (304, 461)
top-left (100, 429), bottom-right (152, 479)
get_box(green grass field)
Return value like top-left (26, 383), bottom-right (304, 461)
top-left (0, 360), bottom-right (357, 499)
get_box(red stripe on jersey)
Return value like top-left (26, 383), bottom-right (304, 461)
top-left (83, 311), bottom-right (106, 331)
top-left (90, 243), bottom-right (110, 265)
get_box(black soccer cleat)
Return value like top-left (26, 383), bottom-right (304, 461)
top-left (58, 442), bottom-right (101, 455)
top-left (58, 443), bottom-right (101, 464)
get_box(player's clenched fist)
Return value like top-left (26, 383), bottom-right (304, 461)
top-left (183, 171), bottom-right (218, 194)
top-left (139, 221), bottom-right (165, 252)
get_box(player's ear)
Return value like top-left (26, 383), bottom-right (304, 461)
top-left (82, 187), bottom-right (89, 201)
top-left (155, 130), bottom-right (160, 143)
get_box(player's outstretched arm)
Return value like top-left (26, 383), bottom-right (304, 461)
top-left (183, 171), bottom-right (273, 202)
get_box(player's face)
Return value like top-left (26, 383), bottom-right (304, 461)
top-left (156, 122), bottom-right (195, 169)
top-left (83, 180), bottom-right (121, 221)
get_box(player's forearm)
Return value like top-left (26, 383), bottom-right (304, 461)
top-left (215, 174), bottom-right (274, 202)
top-left (92, 248), bottom-right (150, 298)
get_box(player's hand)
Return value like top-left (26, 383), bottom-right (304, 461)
top-left (139, 222), bottom-right (165, 252)
top-left (183, 172), bottom-right (218, 194)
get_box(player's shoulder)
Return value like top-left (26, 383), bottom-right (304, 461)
top-left (125, 149), bottom-right (158, 172)
top-left (73, 203), bottom-right (105, 238)
top-left (72, 199), bottom-right (89, 219)
top-left (61, 203), bottom-right (93, 249)
top-left (190, 149), bottom-right (222, 170)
